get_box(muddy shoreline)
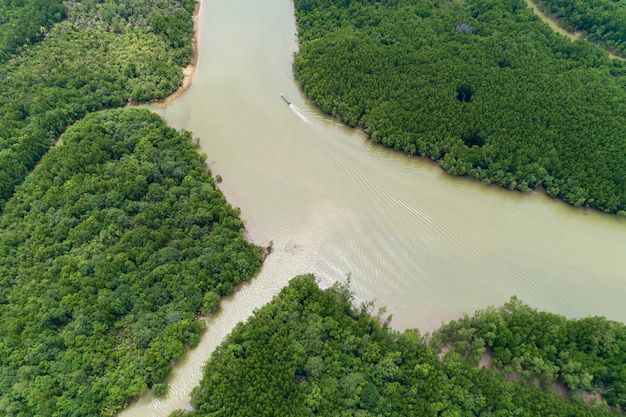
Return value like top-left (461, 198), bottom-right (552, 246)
top-left (149, 0), bottom-right (203, 105)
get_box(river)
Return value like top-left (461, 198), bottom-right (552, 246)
top-left (119, 0), bottom-right (626, 415)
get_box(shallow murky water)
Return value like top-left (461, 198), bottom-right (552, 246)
top-left (118, 0), bottom-right (626, 415)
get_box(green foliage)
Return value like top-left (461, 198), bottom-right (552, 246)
top-left (533, 0), bottom-right (626, 57)
top-left (293, 0), bottom-right (626, 213)
top-left (433, 296), bottom-right (626, 410)
top-left (0, 0), bottom-right (66, 63)
top-left (183, 277), bottom-right (620, 417)
top-left (0, 0), bottom-right (197, 208)
top-left (153, 382), bottom-right (169, 397)
top-left (202, 291), bottom-right (221, 314)
top-left (0, 108), bottom-right (263, 416)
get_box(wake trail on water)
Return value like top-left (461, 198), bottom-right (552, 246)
top-left (288, 103), bottom-right (309, 123)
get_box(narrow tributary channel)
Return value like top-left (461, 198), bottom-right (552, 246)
top-left (525, 0), bottom-right (624, 60)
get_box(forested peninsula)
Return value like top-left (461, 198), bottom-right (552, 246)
top-left (0, 109), bottom-right (263, 416)
top-left (293, 0), bottom-right (626, 214)
top-left (176, 276), bottom-right (626, 417)
top-left (0, 0), bottom-right (197, 209)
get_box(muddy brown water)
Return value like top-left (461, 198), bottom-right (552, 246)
top-left (118, 0), bottom-right (626, 415)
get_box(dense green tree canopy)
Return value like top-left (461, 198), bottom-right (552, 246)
top-left (432, 296), bottom-right (626, 410)
top-left (293, 0), bottom-right (626, 214)
top-left (533, 0), bottom-right (626, 57)
top-left (178, 276), bottom-right (622, 417)
top-left (0, 0), bottom-right (197, 208)
top-left (0, 109), bottom-right (263, 416)
top-left (0, 0), bottom-right (66, 63)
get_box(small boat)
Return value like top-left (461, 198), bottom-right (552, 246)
top-left (280, 93), bottom-right (291, 105)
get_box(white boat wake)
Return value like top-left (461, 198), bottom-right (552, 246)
top-left (288, 103), bottom-right (309, 123)
top-left (281, 93), bottom-right (309, 123)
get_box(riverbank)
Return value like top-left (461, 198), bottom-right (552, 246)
top-left (118, 0), bottom-right (626, 415)
top-left (150, 0), bottom-right (203, 105)
top-left (525, 0), bottom-right (624, 61)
